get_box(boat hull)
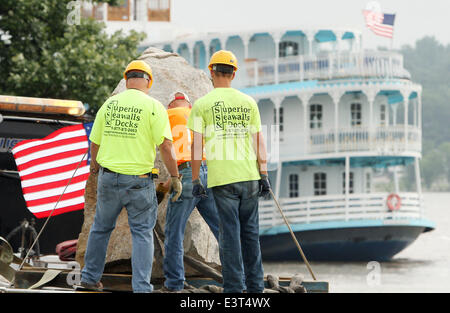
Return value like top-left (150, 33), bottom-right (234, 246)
top-left (259, 221), bottom-right (434, 261)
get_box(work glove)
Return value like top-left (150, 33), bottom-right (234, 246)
top-left (156, 179), bottom-right (171, 204)
top-left (170, 176), bottom-right (182, 202)
top-left (258, 174), bottom-right (271, 198)
top-left (192, 178), bottom-right (208, 199)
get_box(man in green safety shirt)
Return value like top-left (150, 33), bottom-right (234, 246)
top-left (187, 50), bottom-right (270, 293)
top-left (80, 60), bottom-right (182, 293)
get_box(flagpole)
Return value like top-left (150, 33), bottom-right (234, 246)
top-left (390, 12), bottom-right (396, 50)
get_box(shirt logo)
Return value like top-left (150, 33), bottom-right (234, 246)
top-left (104, 99), bottom-right (143, 138)
top-left (210, 101), bottom-right (253, 140)
top-left (212, 101), bottom-right (225, 131)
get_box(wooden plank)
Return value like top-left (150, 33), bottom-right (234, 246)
top-left (14, 269), bottom-right (133, 292)
top-left (184, 255), bottom-right (223, 284)
top-left (13, 269), bottom-right (328, 293)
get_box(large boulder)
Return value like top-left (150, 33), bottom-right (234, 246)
top-left (75, 48), bottom-right (220, 280)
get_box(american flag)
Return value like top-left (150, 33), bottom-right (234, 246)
top-left (11, 123), bottom-right (92, 218)
top-left (363, 10), bottom-right (396, 38)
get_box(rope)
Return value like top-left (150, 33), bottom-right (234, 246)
top-left (269, 188), bottom-right (317, 281)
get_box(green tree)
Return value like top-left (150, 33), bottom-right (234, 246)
top-left (0, 0), bottom-right (145, 114)
top-left (401, 37), bottom-right (450, 148)
top-left (401, 37), bottom-right (450, 190)
top-left (421, 149), bottom-right (444, 189)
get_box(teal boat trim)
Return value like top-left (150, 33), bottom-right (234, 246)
top-left (260, 218), bottom-right (436, 236)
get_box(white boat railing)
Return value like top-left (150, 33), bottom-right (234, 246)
top-left (308, 125), bottom-right (422, 154)
top-left (243, 51), bottom-right (411, 87)
top-left (259, 192), bottom-right (424, 229)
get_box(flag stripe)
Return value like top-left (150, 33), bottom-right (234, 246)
top-left (372, 25), bottom-right (394, 34)
top-left (33, 203), bottom-right (85, 219)
top-left (19, 155), bottom-right (89, 176)
top-left (22, 173), bottom-right (90, 194)
top-left (372, 28), bottom-right (393, 37)
top-left (13, 135), bottom-right (87, 159)
top-left (28, 196), bottom-right (86, 213)
top-left (23, 181), bottom-right (88, 201)
top-left (21, 166), bottom-right (90, 188)
top-left (14, 142), bottom-right (88, 166)
top-left (16, 148), bottom-right (88, 171)
top-left (12, 127), bottom-right (86, 153)
top-left (26, 189), bottom-right (86, 207)
top-left (372, 24), bottom-right (393, 31)
top-left (12, 128), bottom-right (86, 153)
top-left (372, 27), bottom-right (393, 34)
top-left (20, 160), bottom-right (88, 181)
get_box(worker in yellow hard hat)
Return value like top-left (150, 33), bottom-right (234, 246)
top-left (208, 49), bottom-right (238, 80)
top-left (123, 60), bottom-right (154, 88)
top-left (156, 91), bottom-right (220, 292)
top-left (187, 50), bottom-right (270, 293)
top-left (80, 59), bottom-right (182, 293)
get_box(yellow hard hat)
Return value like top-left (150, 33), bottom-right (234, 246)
top-left (123, 60), bottom-right (153, 88)
top-left (208, 50), bottom-right (238, 72)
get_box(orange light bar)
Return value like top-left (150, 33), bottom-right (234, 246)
top-left (0, 95), bottom-right (85, 116)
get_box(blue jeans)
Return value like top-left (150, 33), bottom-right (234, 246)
top-left (163, 164), bottom-right (220, 291)
top-left (212, 180), bottom-right (264, 293)
top-left (81, 168), bottom-right (158, 293)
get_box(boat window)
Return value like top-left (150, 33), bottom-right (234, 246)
top-left (279, 107), bottom-right (284, 132)
top-left (314, 172), bottom-right (326, 195)
top-left (279, 41), bottom-right (299, 57)
top-left (273, 107), bottom-right (284, 140)
top-left (380, 104), bottom-right (386, 126)
top-left (310, 104), bottom-right (322, 129)
top-left (289, 174), bottom-right (299, 198)
top-left (351, 103), bottom-right (362, 126)
top-left (365, 172), bottom-right (372, 193)
top-left (342, 172), bottom-right (354, 194)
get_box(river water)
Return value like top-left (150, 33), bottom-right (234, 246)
top-left (262, 192), bottom-right (450, 293)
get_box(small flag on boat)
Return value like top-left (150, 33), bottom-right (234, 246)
top-left (11, 123), bottom-right (92, 218)
top-left (362, 9), bottom-right (396, 38)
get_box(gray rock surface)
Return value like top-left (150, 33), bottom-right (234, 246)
top-left (75, 48), bottom-right (220, 280)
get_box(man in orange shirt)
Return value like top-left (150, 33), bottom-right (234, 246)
top-left (161, 91), bottom-right (220, 292)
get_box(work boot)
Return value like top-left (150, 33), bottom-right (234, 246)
top-left (78, 281), bottom-right (104, 292)
top-left (153, 285), bottom-right (182, 293)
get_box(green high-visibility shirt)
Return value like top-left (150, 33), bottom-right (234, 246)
top-left (187, 87), bottom-right (262, 188)
top-left (90, 89), bottom-right (172, 175)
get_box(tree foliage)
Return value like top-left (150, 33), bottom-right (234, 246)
top-left (400, 37), bottom-right (450, 190)
top-left (0, 0), bottom-right (145, 114)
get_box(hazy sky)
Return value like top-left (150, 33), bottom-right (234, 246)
top-left (171, 0), bottom-right (450, 49)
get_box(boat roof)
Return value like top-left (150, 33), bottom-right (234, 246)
top-left (154, 26), bottom-right (363, 46)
